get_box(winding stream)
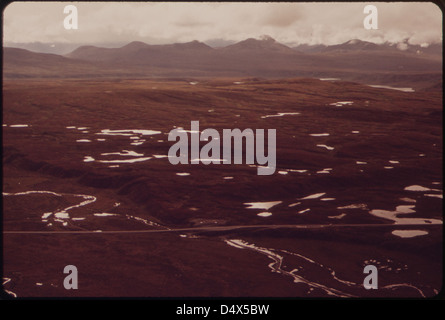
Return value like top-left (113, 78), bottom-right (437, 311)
top-left (224, 238), bottom-right (430, 298)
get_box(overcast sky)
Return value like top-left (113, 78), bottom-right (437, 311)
top-left (3, 2), bottom-right (443, 48)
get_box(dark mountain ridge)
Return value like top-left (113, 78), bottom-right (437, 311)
top-left (3, 37), bottom-right (442, 90)
top-left (293, 38), bottom-right (442, 56)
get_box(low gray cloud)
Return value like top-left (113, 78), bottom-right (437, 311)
top-left (258, 3), bottom-right (304, 28)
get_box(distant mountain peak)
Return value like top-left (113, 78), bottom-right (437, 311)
top-left (172, 40), bottom-right (213, 50)
top-left (122, 41), bottom-right (150, 49)
top-left (185, 40), bottom-right (210, 46)
top-left (243, 35), bottom-right (278, 44)
top-left (224, 36), bottom-right (292, 52)
top-left (345, 39), bottom-right (362, 45)
top-left (342, 39), bottom-right (376, 46)
top-left (326, 39), bottom-right (381, 51)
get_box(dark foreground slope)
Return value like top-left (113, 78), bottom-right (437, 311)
top-left (2, 78), bottom-right (442, 298)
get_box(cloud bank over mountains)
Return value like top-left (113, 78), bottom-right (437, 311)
top-left (4, 2), bottom-right (442, 50)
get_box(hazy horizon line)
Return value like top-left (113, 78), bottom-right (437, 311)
top-left (4, 36), bottom-right (442, 56)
